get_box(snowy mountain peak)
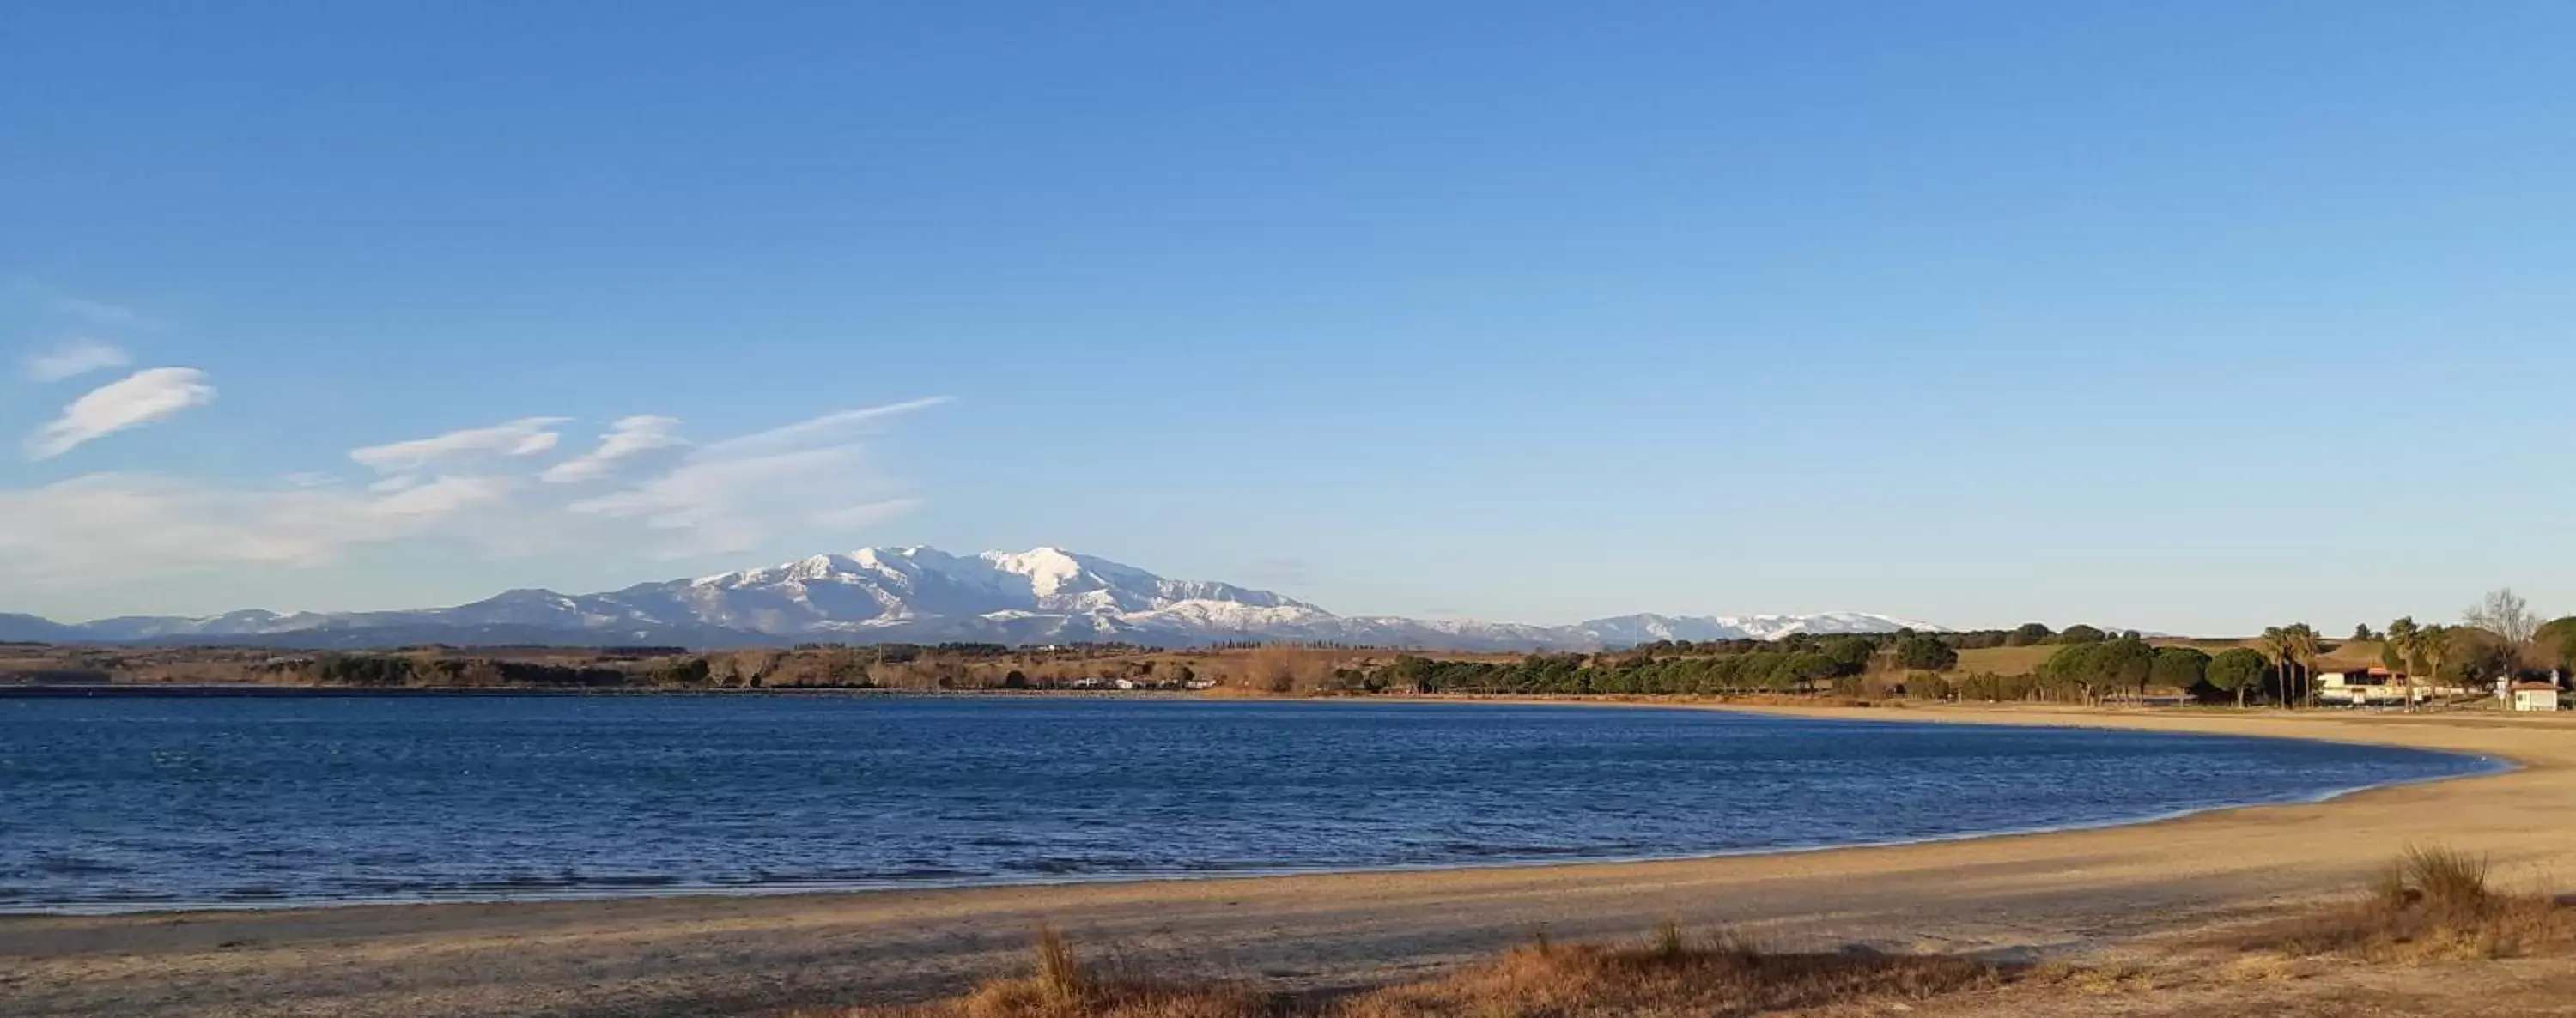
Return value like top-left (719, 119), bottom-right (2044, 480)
top-left (665, 546), bottom-right (1319, 632)
top-left (25, 545), bottom-right (1944, 651)
top-left (978, 546), bottom-right (1098, 598)
top-left (1573, 611), bottom-right (1940, 645)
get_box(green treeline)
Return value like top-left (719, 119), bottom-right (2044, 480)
top-left (296, 655), bottom-right (634, 688)
top-left (2020, 637), bottom-right (2271, 706)
top-left (1619, 621), bottom-right (2102, 658)
top-left (1348, 629), bottom-right (2285, 705)
top-left (1355, 633), bottom-right (1987, 699)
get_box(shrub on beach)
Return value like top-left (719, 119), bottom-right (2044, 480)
top-left (827, 923), bottom-right (2008, 1018)
top-left (2239, 845), bottom-right (2576, 962)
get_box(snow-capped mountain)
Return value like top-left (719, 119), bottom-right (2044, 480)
top-left (10, 546), bottom-right (1940, 651)
top-left (1564, 612), bottom-right (1939, 645)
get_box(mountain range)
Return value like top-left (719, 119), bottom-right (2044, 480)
top-left (1, 546), bottom-right (1939, 651)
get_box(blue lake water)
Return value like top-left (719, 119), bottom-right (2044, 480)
top-left (0, 694), bottom-right (2502, 913)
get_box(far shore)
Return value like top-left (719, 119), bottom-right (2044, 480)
top-left (9, 703), bottom-right (2576, 1017)
top-left (0, 683), bottom-right (1197, 698)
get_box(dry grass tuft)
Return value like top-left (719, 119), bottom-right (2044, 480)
top-left (2377, 845), bottom-right (2494, 914)
top-left (945, 979), bottom-right (1265, 1018)
top-left (821, 926), bottom-right (1267, 1018)
top-left (2060, 962), bottom-right (2154, 995)
top-left (1032, 926), bottom-right (1084, 1004)
top-left (2237, 845), bottom-right (2576, 962)
top-left (1336, 935), bottom-right (2002, 1018)
top-left (2213, 950), bottom-right (2318, 983)
top-left (1647, 918), bottom-right (1687, 960)
top-left (825, 924), bottom-right (2008, 1018)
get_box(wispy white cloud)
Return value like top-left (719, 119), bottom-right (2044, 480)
top-left (349, 417), bottom-right (568, 474)
top-left (541, 415), bottom-right (687, 483)
top-left (0, 397), bottom-right (951, 591)
top-left (699, 397), bottom-right (952, 457)
top-left (568, 447), bottom-right (924, 558)
top-left (570, 446), bottom-right (850, 554)
top-left (1, 278), bottom-right (163, 330)
top-left (0, 473), bottom-right (514, 583)
top-left (565, 398), bottom-right (950, 557)
top-left (24, 367), bottom-right (216, 459)
top-left (50, 294), bottom-right (157, 330)
top-left (23, 338), bottom-right (133, 382)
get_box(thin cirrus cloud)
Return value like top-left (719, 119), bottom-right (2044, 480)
top-left (0, 278), bottom-right (163, 331)
top-left (349, 416), bottom-right (568, 474)
top-left (23, 367), bottom-right (217, 459)
top-left (695, 397), bottom-right (952, 457)
top-left (0, 473), bottom-right (518, 585)
top-left (22, 338), bottom-right (133, 382)
top-left (565, 397), bottom-right (953, 558)
top-left (0, 397), bottom-right (951, 588)
top-left (540, 415), bottom-right (687, 484)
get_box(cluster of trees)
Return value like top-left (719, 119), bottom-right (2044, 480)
top-left (2453, 589), bottom-right (2576, 679)
top-left (1350, 632), bottom-right (1960, 697)
top-left (286, 654), bottom-right (632, 688)
top-left (1903, 651), bottom-right (2267, 706)
top-left (2030, 638), bottom-right (2275, 706)
top-left (1358, 651), bottom-right (1846, 696)
top-left (2252, 623), bottom-right (2325, 706)
top-left (1346, 623), bottom-right (2306, 706)
top-left (1626, 622), bottom-right (2113, 658)
top-left (1350, 638), bottom-right (2278, 706)
top-left (1944, 622), bottom-right (2084, 650)
top-left (684, 646), bottom-right (1206, 690)
top-left (2544, 616), bottom-right (2576, 670)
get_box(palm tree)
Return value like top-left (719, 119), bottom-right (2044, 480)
top-left (2385, 616), bottom-right (2421, 709)
top-left (2298, 621), bottom-right (2318, 711)
top-left (2260, 626), bottom-right (2294, 708)
top-left (2420, 625), bottom-right (2456, 704)
top-left (2287, 623), bottom-right (2323, 707)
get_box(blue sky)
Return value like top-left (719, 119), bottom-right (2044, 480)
top-left (3, 2), bottom-right (2571, 633)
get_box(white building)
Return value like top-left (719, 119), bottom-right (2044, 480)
top-left (2313, 667), bottom-right (2455, 706)
top-left (2511, 682), bottom-right (2563, 712)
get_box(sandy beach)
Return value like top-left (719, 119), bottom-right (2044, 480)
top-left (9, 703), bottom-right (2575, 1017)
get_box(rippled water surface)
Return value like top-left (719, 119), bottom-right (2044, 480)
top-left (0, 694), bottom-right (2500, 912)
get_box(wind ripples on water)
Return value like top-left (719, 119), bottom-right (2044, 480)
top-left (0, 695), bottom-right (2500, 912)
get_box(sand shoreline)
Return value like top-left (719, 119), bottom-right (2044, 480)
top-left (11, 703), bottom-right (2576, 1017)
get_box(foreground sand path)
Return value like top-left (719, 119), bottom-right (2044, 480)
top-left (8, 705), bottom-right (2575, 1017)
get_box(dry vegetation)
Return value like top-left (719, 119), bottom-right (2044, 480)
top-left (800, 846), bottom-right (2576, 1018)
top-left (821, 923), bottom-right (2009, 1018)
top-left (2233, 845), bottom-right (2576, 962)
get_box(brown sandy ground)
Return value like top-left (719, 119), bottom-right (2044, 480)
top-left (7, 705), bottom-right (2576, 1017)
top-left (822, 918), bottom-right (2576, 1018)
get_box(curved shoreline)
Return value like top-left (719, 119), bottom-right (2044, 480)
top-left (9, 704), bottom-right (2575, 1017)
top-left (2, 699), bottom-right (2510, 918)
